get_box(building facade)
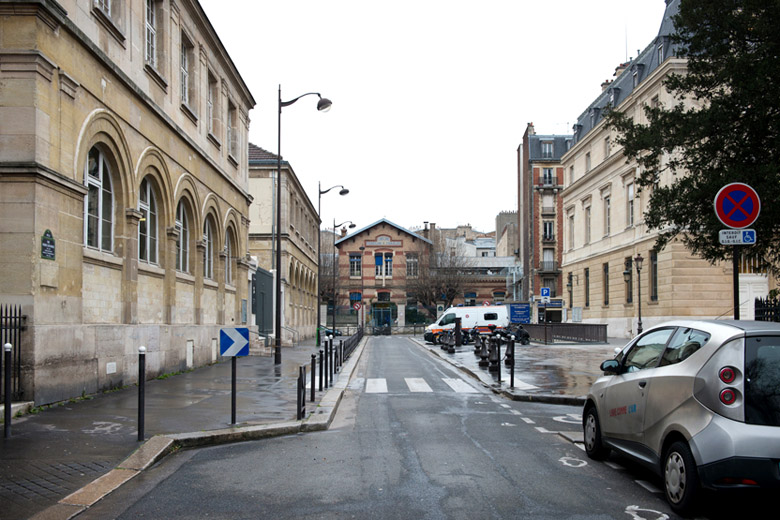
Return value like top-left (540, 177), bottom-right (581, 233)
top-left (518, 126), bottom-right (572, 318)
top-left (247, 143), bottom-right (318, 341)
top-left (559, 0), bottom-right (758, 337)
top-left (335, 219), bottom-right (433, 328)
top-left (0, 0), bottom-right (255, 404)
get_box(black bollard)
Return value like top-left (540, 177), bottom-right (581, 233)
top-left (319, 349), bottom-right (324, 392)
top-left (311, 354), bottom-right (316, 402)
top-left (509, 336), bottom-right (515, 389)
top-left (479, 336), bottom-right (490, 367)
top-left (138, 346), bottom-right (146, 441)
top-left (454, 317), bottom-right (462, 347)
top-left (4, 343), bottom-right (11, 439)
top-left (324, 342), bottom-right (329, 389)
top-left (297, 366), bottom-right (305, 420)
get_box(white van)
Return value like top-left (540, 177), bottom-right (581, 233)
top-left (424, 305), bottom-right (509, 344)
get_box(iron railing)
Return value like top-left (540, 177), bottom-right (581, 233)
top-left (1, 305), bottom-right (26, 401)
top-left (524, 322), bottom-right (607, 344)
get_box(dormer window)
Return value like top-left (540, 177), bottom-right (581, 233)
top-left (589, 108), bottom-right (600, 128)
top-left (631, 63), bottom-right (645, 88)
top-left (541, 141), bottom-right (553, 159)
top-left (608, 87), bottom-right (620, 106)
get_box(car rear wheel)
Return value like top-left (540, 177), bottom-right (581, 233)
top-left (583, 406), bottom-right (609, 460)
top-left (663, 441), bottom-right (700, 515)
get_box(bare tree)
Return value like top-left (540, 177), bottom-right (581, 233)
top-left (408, 239), bottom-right (473, 317)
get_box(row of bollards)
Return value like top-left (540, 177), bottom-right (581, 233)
top-left (296, 337), bottom-right (345, 420)
top-left (439, 327), bottom-right (519, 389)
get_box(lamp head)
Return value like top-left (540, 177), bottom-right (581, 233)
top-left (634, 253), bottom-right (644, 271)
top-left (317, 97), bottom-right (332, 112)
top-left (339, 188), bottom-right (349, 196)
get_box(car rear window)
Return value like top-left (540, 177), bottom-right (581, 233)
top-left (745, 336), bottom-right (780, 427)
top-left (484, 313), bottom-right (498, 320)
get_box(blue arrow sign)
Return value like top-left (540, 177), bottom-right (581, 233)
top-left (220, 327), bottom-right (249, 357)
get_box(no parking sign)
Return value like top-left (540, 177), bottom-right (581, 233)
top-left (714, 183), bottom-right (760, 229)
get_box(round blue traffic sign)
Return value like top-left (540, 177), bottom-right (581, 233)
top-left (714, 183), bottom-right (760, 229)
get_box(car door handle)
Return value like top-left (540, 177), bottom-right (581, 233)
top-left (638, 381), bottom-right (647, 388)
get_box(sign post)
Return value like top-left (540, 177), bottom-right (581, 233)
top-left (714, 183), bottom-right (760, 320)
top-left (220, 327), bottom-right (249, 424)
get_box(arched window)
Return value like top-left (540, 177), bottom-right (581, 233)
top-left (84, 146), bottom-right (114, 251)
top-left (139, 177), bottom-right (158, 264)
top-left (203, 218), bottom-right (214, 279)
top-left (175, 200), bottom-right (189, 272)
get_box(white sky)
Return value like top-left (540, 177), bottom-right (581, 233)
top-left (199, 0), bottom-right (668, 234)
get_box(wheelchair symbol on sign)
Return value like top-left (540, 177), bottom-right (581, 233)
top-left (742, 230), bottom-right (756, 243)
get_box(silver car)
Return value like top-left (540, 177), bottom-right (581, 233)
top-left (583, 320), bottom-right (780, 515)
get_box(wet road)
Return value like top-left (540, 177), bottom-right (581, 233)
top-left (83, 336), bottom-right (681, 519)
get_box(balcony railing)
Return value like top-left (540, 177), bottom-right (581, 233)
top-left (541, 206), bottom-right (556, 215)
top-left (538, 261), bottom-right (559, 273)
top-left (541, 234), bottom-right (555, 243)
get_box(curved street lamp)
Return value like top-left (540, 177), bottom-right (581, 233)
top-left (275, 85), bottom-right (332, 364)
top-left (317, 183), bottom-right (349, 346)
top-left (332, 220), bottom-right (356, 335)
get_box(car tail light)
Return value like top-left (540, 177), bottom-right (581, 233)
top-left (720, 388), bottom-right (737, 405)
top-left (719, 366), bottom-right (737, 384)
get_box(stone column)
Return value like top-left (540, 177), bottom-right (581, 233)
top-left (122, 208), bottom-right (142, 324)
top-left (194, 240), bottom-right (205, 325)
top-left (164, 226), bottom-right (179, 324)
top-left (217, 249), bottom-right (226, 325)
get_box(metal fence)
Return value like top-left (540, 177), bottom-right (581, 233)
top-left (524, 322), bottom-right (607, 344)
top-left (755, 297), bottom-right (780, 322)
top-left (1, 305), bottom-right (26, 401)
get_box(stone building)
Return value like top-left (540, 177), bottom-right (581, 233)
top-left (558, 0), bottom-right (761, 336)
top-left (247, 143), bottom-right (318, 341)
top-left (0, 0), bottom-right (255, 403)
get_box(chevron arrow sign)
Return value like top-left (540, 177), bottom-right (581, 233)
top-left (220, 327), bottom-right (249, 357)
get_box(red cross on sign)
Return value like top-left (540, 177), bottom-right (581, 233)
top-left (714, 183), bottom-right (760, 229)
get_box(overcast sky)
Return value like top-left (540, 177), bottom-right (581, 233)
top-left (199, 0), bottom-right (668, 235)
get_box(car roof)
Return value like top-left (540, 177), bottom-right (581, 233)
top-left (651, 319), bottom-right (780, 335)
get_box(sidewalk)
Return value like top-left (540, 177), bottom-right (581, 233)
top-left (410, 335), bottom-right (629, 405)
top-left (1, 339), bottom-right (358, 520)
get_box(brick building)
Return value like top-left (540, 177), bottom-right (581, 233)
top-left (517, 126), bottom-right (572, 320)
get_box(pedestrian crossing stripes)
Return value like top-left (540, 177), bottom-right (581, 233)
top-left (361, 377), bottom-right (481, 394)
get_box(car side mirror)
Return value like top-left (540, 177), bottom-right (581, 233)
top-left (600, 359), bottom-right (621, 375)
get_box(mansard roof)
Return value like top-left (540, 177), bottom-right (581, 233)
top-left (572, 0), bottom-right (682, 145)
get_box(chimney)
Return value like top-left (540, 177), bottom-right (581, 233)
top-left (526, 122), bottom-right (536, 135)
top-left (601, 79), bottom-right (612, 91)
top-left (340, 226), bottom-right (348, 237)
top-left (614, 61), bottom-right (630, 78)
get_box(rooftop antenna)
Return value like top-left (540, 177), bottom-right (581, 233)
top-left (625, 25), bottom-right (628, 62)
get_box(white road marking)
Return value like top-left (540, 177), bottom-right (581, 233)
top-left (625, 505), bottom-right (669, 520)
top-left (442, 378), bottom-right (479, 393)
top-left (500, 403), bottom-right (511, 408)
top-left (559, 456), bottom-right (588, 468)
top-left (509, 379), bottom-right (540, 391)
top-left (521, 417), bottom-right (535, 424)
top-left (605, 461), bottom-right (623, 470)
top-left (405, 378), bottom-right (433, 392)
top-left (365, 378), bottom-right (388, 393)
top-left (510, 410), bottom-right (522, 416)
top-left (535, 427), bottom-right (554, 433)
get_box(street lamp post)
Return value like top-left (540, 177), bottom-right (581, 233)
top-left (634, 253), bottom-right (644, 334)
top-left (275, 86), bottom-right (332, 365)
top-left (332, 220), bottom-right (355, 336)
top-left (623, 254), bottom-right (644, 336)
top-left (359, 245), bottom-right (365, 331)
top-left (317, 183), bottom-right (349, 347)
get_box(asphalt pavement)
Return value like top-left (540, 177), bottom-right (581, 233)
top-left (0, 333), bottom-right (625, 520)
